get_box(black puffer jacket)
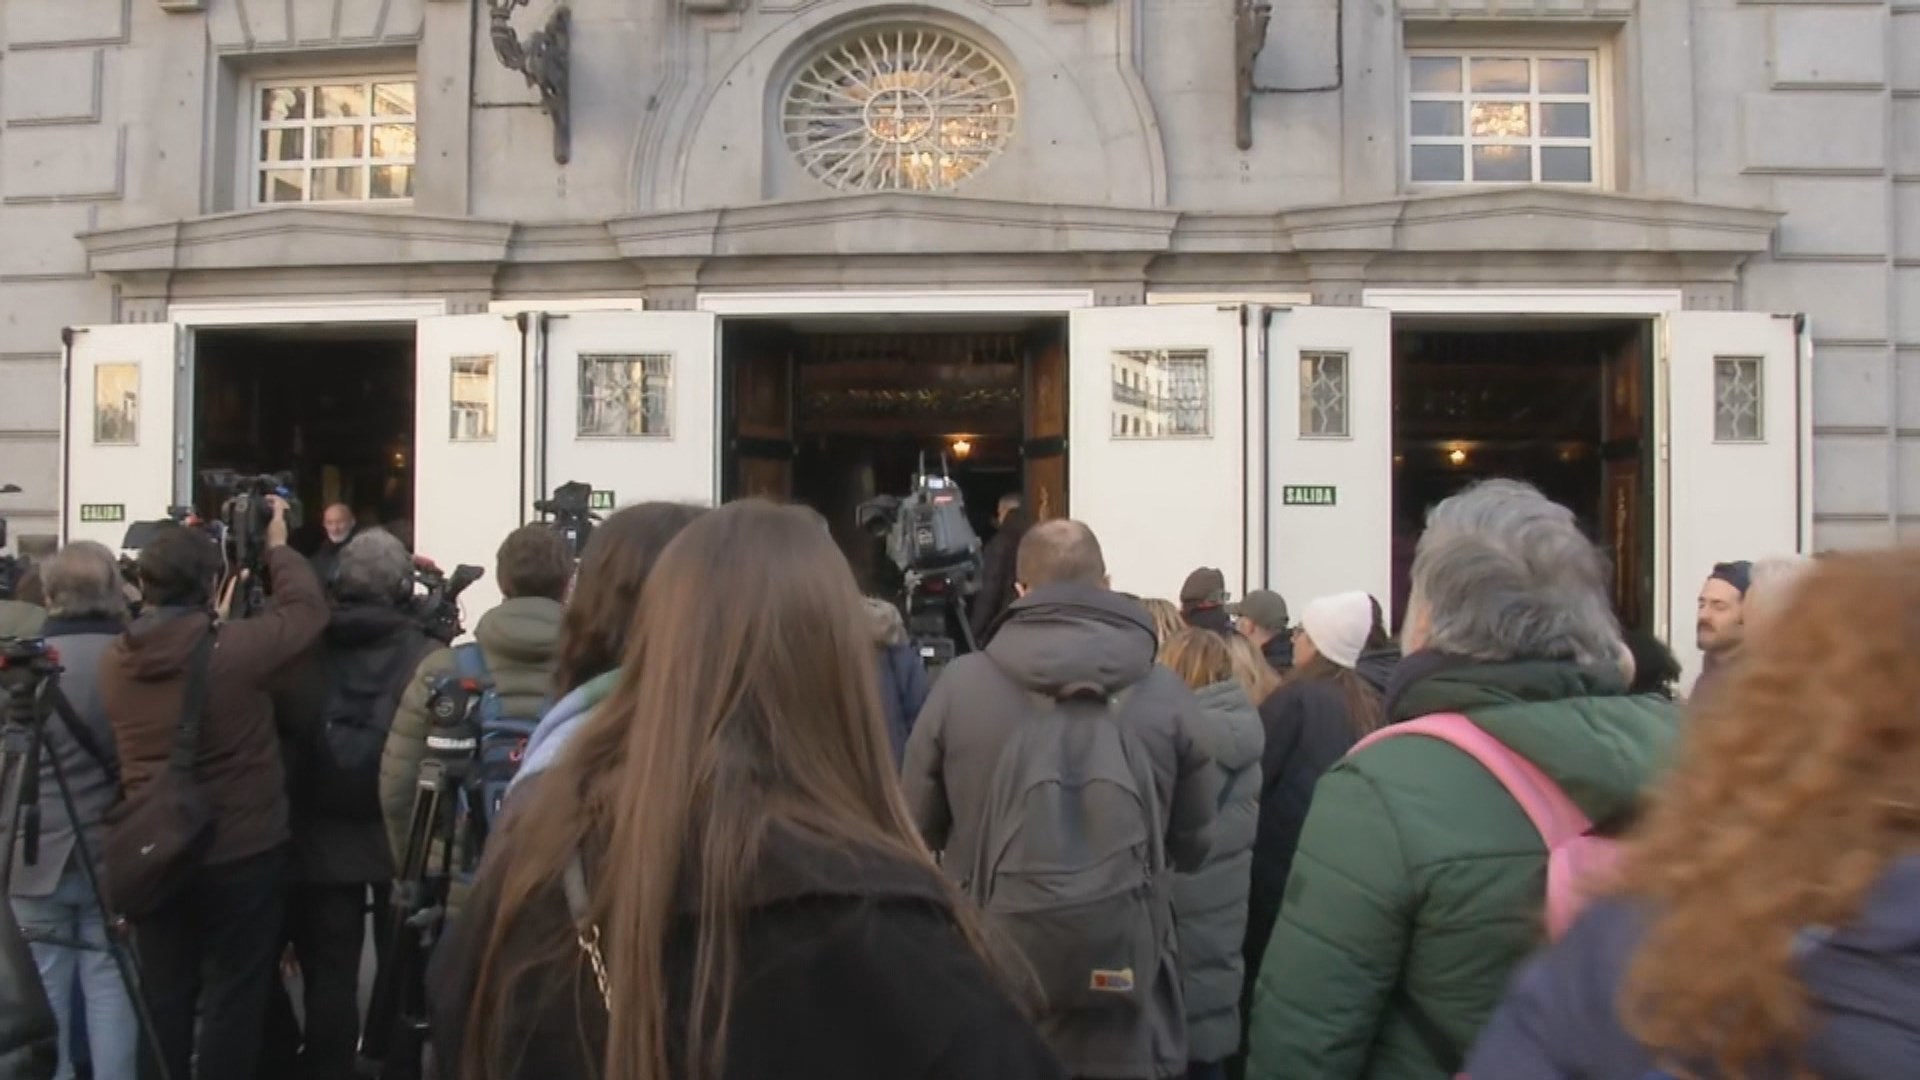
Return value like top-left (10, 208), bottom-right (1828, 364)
top-left (1241, 676), bottom-right (1379, 1006)
top-left (278, 602), bottom-right (438, 883)
top-left (0, 899), bottom-right (56, 1080)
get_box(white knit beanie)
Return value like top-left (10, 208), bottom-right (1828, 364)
top-left (1301, 591), bottom-right (1375, 670)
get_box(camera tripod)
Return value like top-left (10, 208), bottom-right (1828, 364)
top-left (0, 638), bottom-right (172, 1080)
top-left (359, 680), bottom-right (490, 1080)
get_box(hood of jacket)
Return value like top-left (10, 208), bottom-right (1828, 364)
top-left (1192, 679), bottom-right (1264, 773)
top-left (984, 583), bottom-right (1156, 697)
top-left (112, 606), bottom-right (213, 681)
top-left (324, 601), bottom-right (415, 648)
top-left (1355, 644), bottom-right (1400, 694)
top-left (513, 668), bottom-right (621, 792)
top-left (472, 596), bottom-right (565, 667)
top-left (863, 597), bottom-right (909, 647)
top-left (1390, 654), bottom-right (1680, 827)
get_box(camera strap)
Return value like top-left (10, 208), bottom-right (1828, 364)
top-left (170, 628), bottom-right (216, 775)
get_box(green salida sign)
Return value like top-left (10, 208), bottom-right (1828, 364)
top-left (79, 503), bottom-right (126, 523)
top-left (1281, 485), bottom-right (1337, 507)
top-left (589, 490), bottom-right (616, 512)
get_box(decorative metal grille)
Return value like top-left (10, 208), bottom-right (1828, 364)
top-left (1112, 349), bottom-right (1210, 439)
top-left (450, 356), bottom-right (496, 441)
top-left (579, 353), bottom-right (672, 438)
top-left (782, 27), bottom-right (1017, 193)
top-left (1299, 351), bottom-right (1350, 437)
top-left (1713, 357), bottom-right (1762, 442)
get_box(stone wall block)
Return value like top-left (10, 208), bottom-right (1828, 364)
top-left (1741, 94), bottom-right (1886, 172)
top-left (1773, 8), bottom-right (1886, 87)
top-left (1, 50), bottom-right (103, 125)
top-left (1743, 260), bottom-right (1889, 343)
top-left (0, 125), bottom-right (124, 202)
top-left (1771, 177), bottom-right (1888, 256)
top-left (0, 204), bottom-right (95, 277)
top-left (0, 358), bottom-right (61, 432)
top-left (4, 0), bottom-right (128, 48)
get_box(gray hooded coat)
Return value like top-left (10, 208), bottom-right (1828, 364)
top-left (902, 583), bottom-right (1222, 1080)
top-left (1172, 679), bottom-right (1265, 1064)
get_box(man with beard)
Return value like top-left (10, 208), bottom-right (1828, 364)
top-left (308, 503), bottom-right (358, 591)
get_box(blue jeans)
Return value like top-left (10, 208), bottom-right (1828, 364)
top-left (10, 860), bottom-right (139, 1080)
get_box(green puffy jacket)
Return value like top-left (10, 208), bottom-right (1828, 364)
top-left (1245, 658), bottom-right (1680, 1080)
top-left (379, 597), bottom-right (564, 873)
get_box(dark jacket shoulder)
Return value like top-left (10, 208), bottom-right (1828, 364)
top-left (431, 810), bottom-right (1063, 1080)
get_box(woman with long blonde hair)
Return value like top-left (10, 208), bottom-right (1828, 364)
top-left (1466, 547), bottom-right (1920, 1077)
top-left (428, 499), bottom-right (1063, 1080)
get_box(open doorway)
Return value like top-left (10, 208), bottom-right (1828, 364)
top-left (720, 316), bottom-right (1066, 596)
top-left (1391, 319), bottom-right (1654, 631)
top-left (193, 325), bottom-right (416, 556)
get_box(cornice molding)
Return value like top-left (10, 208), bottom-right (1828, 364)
top-left (75, 188), bottom-right (1780, 284)
top-left (78, 206), bottom-right (515, 274)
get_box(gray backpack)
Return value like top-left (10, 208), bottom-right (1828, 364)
top-left (967, 681), bottom-right (1169, 1015)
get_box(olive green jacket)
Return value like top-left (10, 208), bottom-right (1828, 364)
top-left (379, 597), bottom-right (564, 873)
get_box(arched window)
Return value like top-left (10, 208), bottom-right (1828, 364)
top-left (781, 25), bottom-right (1017, 193)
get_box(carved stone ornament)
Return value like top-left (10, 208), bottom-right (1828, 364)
top-left (490, 0), bottom-right (572, 164)
top-left (1234, 0), bottom-right (1272, 151)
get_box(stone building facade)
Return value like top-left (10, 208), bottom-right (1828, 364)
top-left (0, 0), bottom-right (1915, 673)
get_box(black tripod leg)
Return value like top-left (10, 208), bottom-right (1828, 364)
top-left (364, 766), bottom-right (455, 1080)
top-left (40, 685), bottom-right (175, 1080)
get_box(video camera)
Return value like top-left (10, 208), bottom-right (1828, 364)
top-left (408, 563), bottom-right (484, 646)
top-left (532, 480), bottom-right (600, 559)
top-left (857, 455), bottom-right (984, 671)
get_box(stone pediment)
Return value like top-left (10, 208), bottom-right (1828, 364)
top-left (605, 194), bottom-right (1182, 260)
top-left (78, 206), bottom-right (514, 274)
top-left (1270, 187), bottom-right (1781, 256)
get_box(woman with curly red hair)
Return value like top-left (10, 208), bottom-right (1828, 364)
top-left (1466, 546), bottom-right (1920, 1077)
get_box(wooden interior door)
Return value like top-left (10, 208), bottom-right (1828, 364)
top-left (1600, 323), bottom-right (1653, 630)
top-left (730, 333), bottom-right (795, 501)
top-left (1022, 328), bottom-right (1068, 521)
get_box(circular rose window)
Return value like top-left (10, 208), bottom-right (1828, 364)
top-left (782, 26), bottom-right (1018, 193)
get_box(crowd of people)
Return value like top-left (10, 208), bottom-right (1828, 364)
top-left (2, 477), bottom-right (1915, 1080)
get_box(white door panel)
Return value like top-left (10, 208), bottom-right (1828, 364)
top-left (63, 323), bottom-right (180, 550)
top-left (1266, 306), bottom-right (1395, 618)
top-left (542, 311), bottom-right (719, 511)
top-left (414, 314), bottom-right (527, 625)
top-left (1664, 311), bottom-right (1804, 687)
top-left (1069, 305), bottom-right (1246, 599)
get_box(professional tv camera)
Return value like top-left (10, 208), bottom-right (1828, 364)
top-left (532, 480), bottom-right (600, 559)
top-left (201, 470), bottom-right (302, 618)
top-left (407, 563), bottom-right (484, 645)
top-left (857, 455), bottom-right (984, 672)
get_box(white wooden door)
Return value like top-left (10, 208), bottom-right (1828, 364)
top-left (1266, 305), bottom-right (1395, 618)
top-left (414, 314), bottom-right (528, 622)
top-left (62, 323), bottom-right (181, 550)
top-left (1068, 305), bottom-right (1246, 600)
top-left (1663, 310), bottom-right (1807, 686)
top-left (542, 311), bottom-right (719, 510)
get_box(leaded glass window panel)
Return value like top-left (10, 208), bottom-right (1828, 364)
top-left (1713, 357), bottom-right (1763, 442)
top-left (1299, 351), bottom-right (1350, 438)
top-left (579, 354), bottom-right (673, 438)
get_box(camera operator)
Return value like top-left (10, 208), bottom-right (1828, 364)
top-left (267, 528), bottom-right (438, 1078)
top-left (98, 495), bottom-right (326, 1080)
top-left (7, 542), bottom-right (134, 1080)
top-left (379, 525), bottom-right (569, 885)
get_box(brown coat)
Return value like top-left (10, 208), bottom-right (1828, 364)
top-left (99, 545), bottom-right (329, 867)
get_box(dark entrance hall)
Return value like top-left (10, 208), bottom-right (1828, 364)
top-left (1392, 320), bottom-right (1655, 631)
top-left (720, 317), bottom-right (1066, 596)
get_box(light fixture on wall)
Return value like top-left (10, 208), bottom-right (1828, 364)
top-left (950, 437), bottom-right (974, 460)
top-left (1447, 446), bottom-right (1469, 467)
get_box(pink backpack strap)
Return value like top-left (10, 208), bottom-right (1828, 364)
top-left (1350, 714), bottom-right (1594, 848)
